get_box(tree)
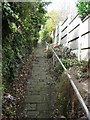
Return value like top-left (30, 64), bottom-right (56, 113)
top-left (39, 10), bottom-right (61, 42)
top-left (45, 10), bottom-right (61, 32)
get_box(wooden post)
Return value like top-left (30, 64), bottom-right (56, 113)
top-left (67, 15), bottom-right (71, 48)
top-left (78, 20), bottom-right (82, 61)
top-left (88, 59), bottom-right (90, 110)
top-left (51, 31), bottom-right (54, 43)
top-left (58, 22), bottom-right (62, 45)
top-left (54, 26), bottom-right (58, 44)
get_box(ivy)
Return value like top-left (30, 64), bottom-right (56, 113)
top-left (2, 2), bottom-right (49, 82)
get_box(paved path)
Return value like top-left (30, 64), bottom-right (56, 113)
top-left (24, 43), bottom-right (53, 118)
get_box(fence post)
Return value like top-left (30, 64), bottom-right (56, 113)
top-left (54, 26), bottom-right (58, 44)
top-left (78, 20), bottom-right (82, 61)
top-left (51, 31), bottom-right (54, 43)
top-left (58, 22), bottom-right (62, 45)
top-left (67, 15), bottom-right (71, 48)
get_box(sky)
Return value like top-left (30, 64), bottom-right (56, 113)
top-left (47, 0), bottom-right (65, 12)
top-left (46, 0), bottom-right (78, 20)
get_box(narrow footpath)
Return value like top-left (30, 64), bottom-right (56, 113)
top-left (24, 43), bottom-right (53, 118)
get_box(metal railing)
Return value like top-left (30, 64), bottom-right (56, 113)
top-left (46, 42), bottom-right (90, 120)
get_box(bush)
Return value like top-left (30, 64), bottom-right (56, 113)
top-left (55, 59), bottom-right (82, 75)
top-left (76, 2), bottom-right (90, 20)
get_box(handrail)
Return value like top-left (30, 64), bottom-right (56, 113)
top-left (46, 42), bottom-right (90, 120)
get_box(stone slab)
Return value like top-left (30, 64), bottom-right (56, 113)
top-left (37, 103), bottom-right (49, 111)
top-left (26, 111), bottom-right (39, 118)
top-left (26, 104), bottom-right (36, 111)
top-left (25, 95), bottom-right (44, 103)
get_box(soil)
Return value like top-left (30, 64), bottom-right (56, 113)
top-left (68, 65), bottom-right (89, 107)
top-left (2, 52), bottom-right (34, 119)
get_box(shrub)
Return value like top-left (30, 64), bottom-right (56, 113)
top-left (55, 59), bottom-right (82, 75)
top-left (76, 2), bottom-right (90, 20)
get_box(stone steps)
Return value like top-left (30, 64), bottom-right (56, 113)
top-left (24, 44), bottom-right (52, 118)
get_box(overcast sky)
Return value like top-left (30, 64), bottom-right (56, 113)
top-left (46, 0), bottom-right (78, 20)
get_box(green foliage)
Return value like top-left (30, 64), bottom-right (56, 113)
top-left (76, 2), bottom-right (90, 20)
top-left (39, 29), bottom-right (52, 43)
top-left (55, 62), bottom-right (63, 75)
top-left (39, 29), bottom-right (48, 41)
top-left (39, 10), bottom-right (61, 42)
top-left (2, 2), bottom-right (48, 81)
top-left (45, 10), bottom-right (61, 32)
top-left (55, 59), bottom-right (82, 75)
top-left (2, 2), bottom-right (50, 118)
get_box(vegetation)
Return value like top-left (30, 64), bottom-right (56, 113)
top-left (2, 1), bottom-right (89, 119)
top-left (2, 2), bottom-right (49, 82)
top-left (77, 1), bottom-right (90, 20)
top-left (39, 10), bottom-right (61, 43)
top-left (39, 29), bottom-right (52, 43)
top-left (2, 1), bottom-right (50, 119)
top-left (55, 75), bottom-right (71, 118)
top-left (45, 10), bottom-right (61, 32)
top-left (55, 58), bottom-right (83, 75)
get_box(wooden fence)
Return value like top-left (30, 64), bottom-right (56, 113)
top-left (51, 14), bottom-right (90, 61)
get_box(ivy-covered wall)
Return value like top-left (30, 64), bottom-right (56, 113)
top-left (2, 2), bottom-right (49, 82)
